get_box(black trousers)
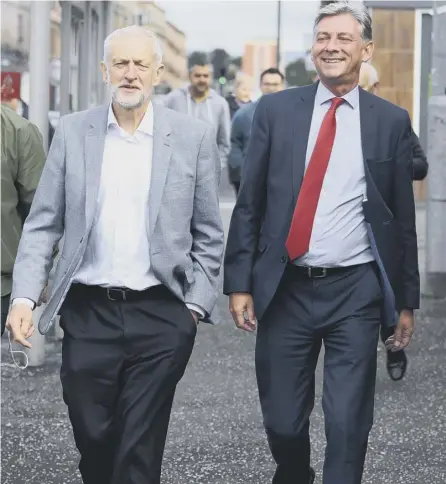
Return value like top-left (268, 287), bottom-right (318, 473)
top-left (256, 263), bottom-right (382, 484)
top-left (1, 294), bottom-right (10, 336)
top-left (59, 284), bottom-right (197, 484)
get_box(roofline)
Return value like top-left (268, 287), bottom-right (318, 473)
top-left (166, 20), bottom-right (185, 37)
top-left (364, 1), bottom-right (434, 9)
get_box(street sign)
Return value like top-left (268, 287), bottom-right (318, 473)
top-left (0, 72), bottom-right (21, 101)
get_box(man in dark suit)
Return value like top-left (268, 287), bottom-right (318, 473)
top-left (224, 2), bottom-right (419, 484)
top-left (228, 68), bottom-right (285, 194)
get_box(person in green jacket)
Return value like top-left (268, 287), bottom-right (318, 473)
top-left (1, 104), bottom-right (46, 335)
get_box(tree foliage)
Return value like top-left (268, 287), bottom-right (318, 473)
top-left (285, 58), bottom-right (315, 87)
top-left (210, 49), bottom-right (231, 79)
top-left (188, 50), bottom-right (243, 81)
top-left (230, 57), bottom-right (242, 69)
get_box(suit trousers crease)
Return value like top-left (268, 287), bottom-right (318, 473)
top-left (255, 263), bottom-right (382, 484)
top-left (59, 284), bottom-right (197, 484)
top-left (1, 294), bottom-right (10, 336)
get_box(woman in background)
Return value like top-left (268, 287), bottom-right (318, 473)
top-left (225, 73), bottom-right (253, 119)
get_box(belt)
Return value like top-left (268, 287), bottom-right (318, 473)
top-left (69, 283), bottom-right (166, 302)
top-left (290, 264), bottom-right (364, 279)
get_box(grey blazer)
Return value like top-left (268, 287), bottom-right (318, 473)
top-left (11, 103), bottom-right (224, 334)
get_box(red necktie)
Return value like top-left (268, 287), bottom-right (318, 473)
top-left (285, 97), bottom-right (344, 261)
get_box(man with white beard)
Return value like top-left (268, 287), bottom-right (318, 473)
top-left (6, 25), bottom-right (224, 484)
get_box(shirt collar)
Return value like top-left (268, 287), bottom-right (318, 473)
top-left (107, 101), bottom-right (154, 135)
top-left (315, 81), bottom-right (359, 109)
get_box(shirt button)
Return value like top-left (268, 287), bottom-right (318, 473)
top-left (280, 256), bottom-right (287, 263)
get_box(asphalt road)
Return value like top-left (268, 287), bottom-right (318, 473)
top-left (1, 201), bottom-right (445, 484)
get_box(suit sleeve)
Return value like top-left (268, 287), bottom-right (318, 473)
top-left (217, 101), bottom-right (231, 166)
top-left (394, 112), bottom-right (420, 310)
top-left (223, 97), bottom-right (270, 294)
top-left (184, 126), bottom-right (224, 316)
top-left (411, 130), bottom-right (428, 181)
top-left (228, 111), bottom-right (245, 170)
top-left (11, 117), bottom-right (66, 303)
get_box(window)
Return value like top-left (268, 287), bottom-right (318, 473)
top-left (135, 13), bottom-right (149, 25)
top-left (17, 13), bottom-right (24, 45)
top-left (71, 20), bottom-right (80, 58)
top-left (49, 84), bottom-right (57, 111)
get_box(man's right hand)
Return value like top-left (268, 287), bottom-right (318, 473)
top-left (6, 304), bottom-right (35, 348)
top-left (229, 293), bottom-right (257, 332)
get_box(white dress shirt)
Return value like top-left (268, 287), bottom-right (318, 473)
top-left (296, 83), bottom-right (374, 267)
top-left (73, 104), bottom-right (157, 289)
top-left (15, 103), bottom-right (204, 317)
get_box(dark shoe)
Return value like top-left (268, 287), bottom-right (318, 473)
top-left (310, 467), bottom-right (315, 484)
top-left (386, 349), bottom-right (407, 381)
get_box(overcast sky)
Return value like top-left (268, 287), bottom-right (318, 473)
top-left (158, 0), bottom-right (320, 56)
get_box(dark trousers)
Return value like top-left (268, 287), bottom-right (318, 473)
top-left (256, 263), bottom-right (382, 484)
top-left (232, 181), bottom-right (240, 195)
top-left (59, 284), bottom-right (197, 484)
top-left (1, 294), bottom-right (10, 336)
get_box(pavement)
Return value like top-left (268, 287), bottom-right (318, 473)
top-left (1, 196), bottom-right (445, 484)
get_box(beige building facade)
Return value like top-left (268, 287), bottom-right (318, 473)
top-left (242, 41), bottom-right (278, 81)
top-left (242, 40), bottom-right (284, 97)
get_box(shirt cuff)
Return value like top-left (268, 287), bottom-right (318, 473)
top-left (12, 298), bottom-right (35, 309)
top-left (185, 303), bottom-right (206, 319)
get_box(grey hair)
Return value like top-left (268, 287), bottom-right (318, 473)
top-left (103, 25), bottom-right (163, 65)
top-left (314, 1), bottom-right (372, 42)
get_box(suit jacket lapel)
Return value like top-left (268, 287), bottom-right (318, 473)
top-left (84, 105), bottom-right (108, 230)
top-left (292, 83), bottom-right (318, 203)
top-left (359, 87), bottom-right (377, 170)
top-left (149, 104), bottom-right (172, 237)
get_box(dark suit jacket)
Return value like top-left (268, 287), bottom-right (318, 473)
top-left (227, 101), bottom-right (257, 184)
top-left (223, 83), bottom-right (420, 327)
top-left (411, 131), bottom-right (428, 180)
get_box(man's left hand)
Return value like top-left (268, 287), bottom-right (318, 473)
top-left (190, 310), bottom-right (199, 325)
top-left (391, 309), bottom-right (415, 351)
